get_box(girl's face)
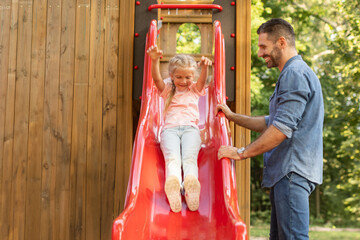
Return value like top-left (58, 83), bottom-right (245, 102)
top-left (170, 67), bottom-right (195, 91)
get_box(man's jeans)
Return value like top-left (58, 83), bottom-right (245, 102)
top-left (269, 172), bottom-right (316, 240)
top-left (160, 126), bottom-right (201, 184)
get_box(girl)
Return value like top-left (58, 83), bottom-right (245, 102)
top-left (147, 45), bottom-right (212, 212)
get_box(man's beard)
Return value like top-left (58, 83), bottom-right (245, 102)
top-left (264, 46), bottom-right (282, 68)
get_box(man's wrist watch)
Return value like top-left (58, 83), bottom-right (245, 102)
top-left (237, 147), bottom-right (246, 160)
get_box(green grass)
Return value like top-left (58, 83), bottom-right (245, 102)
top-left (250, 225), bottom-right (360, 239)
top-left (309, 231), bottom-right (360, 240)
top-left (250, 225), bottom-right (269, 237)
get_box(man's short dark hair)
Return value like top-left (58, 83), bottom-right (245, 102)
top-left (257, 18), bottom-right (296, 47)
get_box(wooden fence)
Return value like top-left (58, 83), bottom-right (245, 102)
top-left (0, 0), bottom-right (251, 240)
top-left (0, 0), bottom-right (134, 239)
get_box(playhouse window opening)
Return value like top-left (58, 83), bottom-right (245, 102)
top-left (176, 23), bottom-right (201, 54)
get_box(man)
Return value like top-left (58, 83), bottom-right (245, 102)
top-left (217, 18), bottom-right (324, 239)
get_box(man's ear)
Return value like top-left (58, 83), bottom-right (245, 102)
top-left (278, 36), bottom-right (287, 48)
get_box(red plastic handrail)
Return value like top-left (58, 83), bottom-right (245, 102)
top-left (214, 20), bottom-right (244, 228)
top-left (148, 4), bottom-right (222, 11)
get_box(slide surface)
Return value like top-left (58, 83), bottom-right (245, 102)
top-left (112, 20), bottom-right (247, 240)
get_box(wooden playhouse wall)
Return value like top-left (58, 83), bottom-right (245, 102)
top-left (0, 0), bottom-right (250, 239)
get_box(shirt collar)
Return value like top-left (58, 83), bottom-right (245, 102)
top-left (282, 55), bottom-right (302, 72)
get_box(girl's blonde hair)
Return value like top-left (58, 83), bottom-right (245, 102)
top-left (164, 54), bottom-right (198, 112)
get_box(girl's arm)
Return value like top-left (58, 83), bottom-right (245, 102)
top-left (147, 45), bottom-right (165, 92)
top-left (196, 56), bottom-right (212, 92)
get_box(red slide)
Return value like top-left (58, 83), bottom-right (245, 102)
top-left (112, 20), bottom-right (247, 240)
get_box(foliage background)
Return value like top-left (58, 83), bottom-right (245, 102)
top-left (176, 23), bottom-right (201, 54)
top-left (250, 0), bottom-right (360, 227)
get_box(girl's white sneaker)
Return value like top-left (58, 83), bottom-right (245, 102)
top-left (184, 175), bottom-right (201, 211)
top-left (164, 176), bottom-right (182, 213)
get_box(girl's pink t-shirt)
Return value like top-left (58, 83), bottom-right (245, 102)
top-left (160, 79), bottom-right (205, 129)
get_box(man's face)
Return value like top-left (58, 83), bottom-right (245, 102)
top-left (257, 33), bottom-right (282, 68)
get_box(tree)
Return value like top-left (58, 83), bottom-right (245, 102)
top-left (318, 0), bottom-right (360, 224)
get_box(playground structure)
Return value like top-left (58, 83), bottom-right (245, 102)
top-left (113, 1), bottom-right (250, 239)
top-left (0, 1), bottom-right (250, 239)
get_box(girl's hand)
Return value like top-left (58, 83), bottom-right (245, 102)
top-left (195, 56), bottom-right (212, 92)
top-left (146, 45), bottom-right (163, 60)
top-left (198, 56), bottom-right (212, 69)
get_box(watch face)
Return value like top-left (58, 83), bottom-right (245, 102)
top-left (237, 147), bottom-right (245, 154)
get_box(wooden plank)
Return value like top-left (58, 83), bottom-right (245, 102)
top-left (160, 23), bottom-right (179, 55)
top-left (40, 1), bottom-right (62, 239)
top-left (158, 4), bottom-right (213, 19)
top-left (161, 15), bottom-right (212, 23)
top-left (55, 0), bottom-right (76, 239)
top-left (114, 0), bottom-right (135, 216)
top-left (12, 1), bottom-right (33, 239)
top-left (0, 0), bottom-right (12, 198)
top-left (235, 0), bottom-right (251, 232)
top-left (0, 1), bottom-right (16, 239)
top-left (161, 53), bottom-right (212, 62)
top-left (70, 1), bottom-right (91, 239)
top-left (198, 24), bottom-right (213, 55)
top-left (25, 0), bottom-right (47, 239)
top-left (86, 0), bottom-right (105, 239)
top-left (101, 1), bottom-right (119, 238)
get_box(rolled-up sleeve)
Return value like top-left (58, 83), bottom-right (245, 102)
top-left (265, 115), bottom-right (270, 126)
top-left (273, 120), bottom-right (293, 138)
top-left (273, 70), bottom-right (311, 138)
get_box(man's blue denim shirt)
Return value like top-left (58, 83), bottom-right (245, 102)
top-left (262, 55), bottom-right (324, 188)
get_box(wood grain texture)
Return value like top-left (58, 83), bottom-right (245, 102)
top-left (70, 1), bottom-right (91, 240)
top-left (235, 0), bottom-right (252, 232)
top-left (25, 0), bottom-right (47, 239)
top-left (55, 0), bottom-right (76, 239)
top-left (12, 1), bottom-right (33, 239)
top-left (114, 0), bottom-right (134, 216)
top-left (0, 0), bottom-right (251, 238)
top-left (101, 0), bottom-right (119, 238)
top-left (0, 1), bottom-right (16, 239)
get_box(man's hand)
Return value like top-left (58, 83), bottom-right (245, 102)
top-left (146, 45), bottom-right (163, 61)
top-left (216, 103), bottom-right (233, 119)
top-left (218, 145), bottom-right (244, 160)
